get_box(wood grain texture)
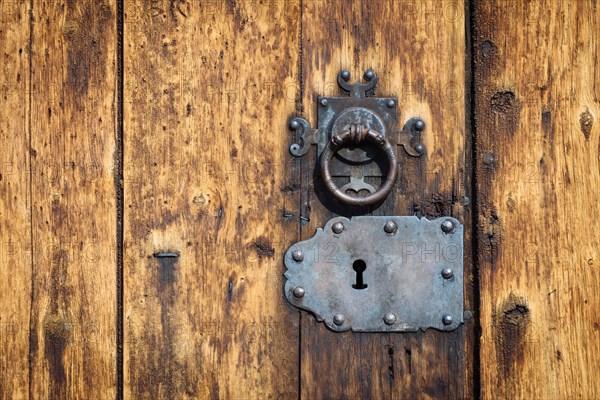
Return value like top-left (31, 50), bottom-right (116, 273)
top-left (298, 1), bottom-right (473, 399)
top-left (123, 1), bottom-right (300, 398)
top-left (0, 1), bottom-right (31, 399)
top-left (27, 0), bottom-right (117, 398)
top-left (474, 1), bottom-right (600, 398)
top-left (4, 1), bottom-right (597, 398)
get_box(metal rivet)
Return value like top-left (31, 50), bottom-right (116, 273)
top-left (386, 99), bottom-right (396, 108)
top-left (364, 70), bottom-right (375, 81)
top-left (383, 220), bottom-right (397, 234)
top-left (340, 70), bottom-right (350, 80)
top-left (154, 252), bottom-right (179, 258)
top-left (333, 313), bottom-right (345, 326)
top-left (441, 268), bottom-right (453, 279)
top-left (292, 249), bottom-right (304, 262)
top-left (414, 143), bottom-right (425, 154)
top-left (320, 98), bottom-right (329, 107)
top-left (441, 220), bottom-right (454, 233)
top-left (483, 152), bottom-right (495, 165)
top-left (332, 222), bottom-right (344, 234)
top-left (414, 119), bottom-right (425, 131)
top-left (442, 315), bottom-right (453, 325)
top-left (289, 120), bottom-right (300, 130)
top-left (293, 287), bottom-right (305, 298)
top-left (383, 313), bottom-right (396, 325)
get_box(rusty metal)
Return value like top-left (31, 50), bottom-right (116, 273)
top-left (288, 70), bottom-right (427, 207)
top-left (398, 117), bottom-right (427, 156)
top-left (284, 216), bottom-right (464, 332)
top-left (284, 70), bottom-right (463, 334)
top-left (153, 252), bottom-right (179, 258)
top-left (289, 117), bottom-right (319, 157)
top-left (320, 124), bottom-right (398, 206)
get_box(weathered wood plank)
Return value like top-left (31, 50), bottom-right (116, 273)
top-left (299, 1), bottom-right (473, 399)
top-left (123, 1), bottom-right (300, 398)
top-left (0, 1), bottom-right (31, 398)
top-left (27, 0), bottom-right (118, 398)
top-left (474, 0), bottom-right (600, 398)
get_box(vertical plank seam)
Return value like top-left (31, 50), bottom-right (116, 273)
top-left (467, 0), bottom-right (481, 398)
top-left (27, 0), bottom-right (35, 398)
top-left (115, 0), bottom-right (124, 398)
top-left (297, 1), bottom-right (304, 399)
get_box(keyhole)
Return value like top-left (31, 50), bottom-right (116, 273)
top-left (352, 259), bottom-right (368, 289)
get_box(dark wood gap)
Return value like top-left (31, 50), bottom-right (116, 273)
top-left (115, 0), bottom-right (125, 398)
top-left (27, 0), bottom-right (35, 398)
top-left (297, 1), bottom-right (304, 399)
top-left (466, 0), bottom-right (482, 398)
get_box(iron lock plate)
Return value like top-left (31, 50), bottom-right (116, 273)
top-left (284, 216), bottom-right (464, 332)
top-left (285, 70), bottom-right (463, 333)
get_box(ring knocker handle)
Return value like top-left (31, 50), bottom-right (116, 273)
top-left (320, 124), bottom-right (398, 206)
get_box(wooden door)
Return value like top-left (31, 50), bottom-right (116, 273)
top-left (0, 1), bottom-right (598, 399)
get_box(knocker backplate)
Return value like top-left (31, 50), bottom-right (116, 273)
top-left (317, 96), bottom-right (398, 164)
top-left (284, 216), bottom-right (464, 332)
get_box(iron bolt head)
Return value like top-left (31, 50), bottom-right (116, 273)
top-left (386, 99), bottom-right (396, 108)
top-left (414, 143), bottom-right (425, 154)
top-left (320, 98), bottom-right (329, 107)
top-left (383, 313), bottom-right (397, 325)
top-left (442, 315), bottom-right (453, 325)
top-left (414, 119), bottom-right (425, 131)
top-left (364, 70), bottom-right (375, 81)
top-left (332, 222), bottom-right (344, 234)
top-left (333, 313), bottom-right (345, 326)
top-left (441, 220), bottom-right (454, 233)
top-left (441, 268), bottom-right (454, 279)
top-left (340, 70), bottom-right (350, 80)
top-left (483, 152), bottom-right (495, 165)
top-left (293, 286), bottom-right (305, 298)
top-left (289, 120), bottom-right (300, 130)
top-left (292, 249), bottom-right (304, 262)
top-left (383, 220), bottom-right (397, 234)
